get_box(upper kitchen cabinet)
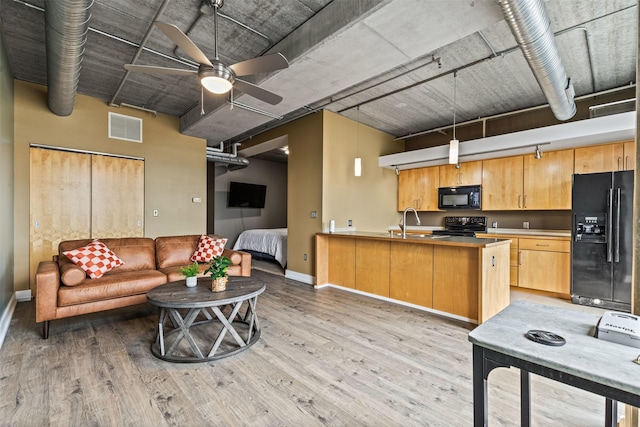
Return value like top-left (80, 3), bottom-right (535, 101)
top-left (397, 166), bottom-right (439, 211)
top-left (574, 141), bottom-right (635, 173)
top-left (523, 149), bottom-right (574, 210)
top-left (482, 149), bottom-right (574, 210)
top-left (439, 160), bottom-right (482, 187)
top-left (623, 141), bottom-right (635, 170)
top-left (482, 156), bottom-right (524, 210)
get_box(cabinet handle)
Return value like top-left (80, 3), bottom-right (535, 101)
top-left (459, 172), bottom-right (463, 185)
top-left (518, 195), bottom-right (521, 208)
top-left (535, 243), bottom-right (550, 247)
top-left (618, 156), bottom-right (623, 171)
top-left (626, 156), bottom-right (630, 170)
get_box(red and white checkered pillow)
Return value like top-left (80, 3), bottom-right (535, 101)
top-left (191, 235), bottom-right (227, 262)
top-left (63, 239), bottom-right (124, 279)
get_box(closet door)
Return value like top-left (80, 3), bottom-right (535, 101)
top-left (30, 148), bottom-right (91, 288)
top-left (91, 155), bottom-right (144, 238)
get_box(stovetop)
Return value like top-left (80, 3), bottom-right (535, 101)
top-left (432, 216), bottom-right (487, 236)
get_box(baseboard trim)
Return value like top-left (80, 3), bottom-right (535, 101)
top-left (0, 293), bottom-right (18, 350)
top-left (314, 283), bottom-right (477, 324)
top-left (16, 290), bottom-right (32, 302)
top-left (284, 270), bottom-right (314, 285)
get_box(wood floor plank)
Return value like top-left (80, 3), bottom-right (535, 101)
top-left (0, 269), bottom-right (607, 426)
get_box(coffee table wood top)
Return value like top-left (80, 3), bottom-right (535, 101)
top-left (147, 277), bottom-right (265, 309)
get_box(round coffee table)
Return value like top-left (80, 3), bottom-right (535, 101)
top-left (147, 277), bottom-right (265, 363)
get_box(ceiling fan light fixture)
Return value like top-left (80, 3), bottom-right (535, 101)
top-left (199, 64), bottom-right (234, 94)
top-left (201, 75), bottom-right (233, 94)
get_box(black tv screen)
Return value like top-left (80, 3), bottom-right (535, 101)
top-left (228, 181), bottom-right (267, 208)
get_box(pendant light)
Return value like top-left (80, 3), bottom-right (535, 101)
top-left (354, 106), bottom-right (362, 177)
top-left (449, 71), bottom-right (459, 165)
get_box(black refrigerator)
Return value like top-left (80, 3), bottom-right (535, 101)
top-left (571, 170), bottom-right (633, 312)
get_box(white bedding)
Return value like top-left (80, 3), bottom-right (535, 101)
top-left (233, 228), bottom-right (287, 267)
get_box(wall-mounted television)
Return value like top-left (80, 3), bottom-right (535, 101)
top-left (227, 181), bottom-right (267, 208)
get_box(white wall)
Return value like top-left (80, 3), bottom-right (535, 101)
top-left (213, 158), bottom-right (287, 246)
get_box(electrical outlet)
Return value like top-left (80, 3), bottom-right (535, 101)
top-left (303, 254), bottom-right (308, 261)
top-left (523, 221), bottom-right (530, 229)
top-left (348, 219), bottom-right (353, 226)
top-left (492, 221), bottom-right (498, 228)
top-left (310, 211), bottom-right (317, 218)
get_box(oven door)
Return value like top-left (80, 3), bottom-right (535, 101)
top-left (438, 186), bottom-right (481, 210)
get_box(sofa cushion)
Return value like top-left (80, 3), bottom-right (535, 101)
top-left (191, 235), bottom-right (227, 262)
top-left (59, 238), bottom-right (156, 273)
top-left (63, 240), bottom-right (124, 279)
top-left (156, 235), bottom-right (201, 268)
top-left (60, 263), bottom-right (86, 286)
top-left (57, 270), bottom-right (167, 306)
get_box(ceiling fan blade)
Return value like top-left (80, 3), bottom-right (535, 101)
top-left (124, 64), bottom-right (197, 76)
top-left (154, 21), bottom-right (213, 67)
top-left (233, 79), bottom-right (283, 105)
top-left (229, 53), bottom-right (289, 77)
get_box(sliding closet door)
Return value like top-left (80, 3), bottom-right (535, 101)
top-left (91, 155), bottom-right (144, 238)
top-left (30, 148), bottom-right (91, 287)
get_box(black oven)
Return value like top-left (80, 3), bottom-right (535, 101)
top-left (438, 185), bottom-right (481, 210)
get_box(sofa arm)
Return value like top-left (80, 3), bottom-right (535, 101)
top-left (223, 249), bottom-right (252, 277)
top-left (35, 261), bottom-right (60, 323)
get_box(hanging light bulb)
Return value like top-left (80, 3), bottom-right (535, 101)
top-left (355, 106), bottom-right (362, 177)
top-left (449, 71), bottom-right (459, 165)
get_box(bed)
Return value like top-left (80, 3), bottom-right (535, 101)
top-left (233, 228), bottom-right (287, 267)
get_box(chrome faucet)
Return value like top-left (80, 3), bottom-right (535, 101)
top-left (399, 207), bottom-right (421, 239)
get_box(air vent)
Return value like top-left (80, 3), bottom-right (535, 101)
top-left (108, 112), bottom-right (142, 142)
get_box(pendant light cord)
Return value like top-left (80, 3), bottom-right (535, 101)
top-left (357, 105), bottom-right (360, 156)
top-left (453, 71), bottom-right (457, 140)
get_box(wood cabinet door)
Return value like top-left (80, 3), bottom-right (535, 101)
top-left (389, 243), bottom-right (433, 307)
top-left (433, 246), bottom-right (478, 320)
top-left (481, 156), bottom-right (524, 210)
top-left (91, 155), bottom-right (145, 238)
top-left (518, 249), bottom-right (570, 294)
top-left (328, 237), bottom-right (355, 288)
top-left (623, 140), bottom-right (635, 170)
top-left (355, 240), bottom-right (390, 297)
top-left (397, 167), bottom-right (439, 211)
top-left (439, 160), bottom-right (482, 187)
top-left (574, 143), bottom-right (624, 174)
top-left (523, 149), bottom-right (574, 210)
top-left (30, 148), bottom-right (91, 289)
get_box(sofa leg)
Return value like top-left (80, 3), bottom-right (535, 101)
top-left (42, 321), bottom-right (49, 339)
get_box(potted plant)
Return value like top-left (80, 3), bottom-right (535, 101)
top-left (179, 261), bottom-right (200, 287)
top-left (204, 255), bottom-right (232, 292)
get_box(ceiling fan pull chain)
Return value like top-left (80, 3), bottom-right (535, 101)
top-left (200, 86), bottom-right (205, 115)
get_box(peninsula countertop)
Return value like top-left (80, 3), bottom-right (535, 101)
top-left (319, 231), bottom-right (511, 248)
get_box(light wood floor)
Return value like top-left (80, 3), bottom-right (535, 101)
top-left (1, 270), bottom-right (609, 426)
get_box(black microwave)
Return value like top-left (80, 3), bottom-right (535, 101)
top-left (438, 185), bottom-right (481, 210)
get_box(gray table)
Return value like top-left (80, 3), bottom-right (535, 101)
top-left (468, 300), bottom-right (640, 426)
top-left (147, 277), bottom-right (265, 363)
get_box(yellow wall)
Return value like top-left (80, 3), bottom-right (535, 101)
top-left (13, 81), bottom-right (207, 292)
top-left (234, 110), bottom-right (398, 278)
top-left (322, 110), bottom-right (398, 232)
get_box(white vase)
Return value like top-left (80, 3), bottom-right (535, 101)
top-left (185, 276), bottom-right (197, 287)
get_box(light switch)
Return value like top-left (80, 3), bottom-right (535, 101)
top-left (153, 209), bottom-right (159, 217)
top-left (192, 197), bottom-right (202, 203)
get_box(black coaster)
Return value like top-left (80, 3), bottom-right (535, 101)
top-left (525, 330), bottom-right (566, 346)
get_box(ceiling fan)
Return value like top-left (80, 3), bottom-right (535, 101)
top-left (124, 1), bottom-right (288, 105)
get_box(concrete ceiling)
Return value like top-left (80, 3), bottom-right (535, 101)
top-left (1, 0), bottom-right (637, 158)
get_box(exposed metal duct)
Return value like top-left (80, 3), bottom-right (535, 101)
top-left (45, 0), bottom-right (93, 116)
top-left (498, 0), bottom-right (576, 121)
top-left (206, 143), bottom-right (249, 169)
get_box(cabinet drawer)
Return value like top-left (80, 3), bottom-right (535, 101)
top-left (519, 238), bottom-right (569, 252)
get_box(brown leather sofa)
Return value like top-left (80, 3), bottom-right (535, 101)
top-left (35, 234), bottom-right (251, 339)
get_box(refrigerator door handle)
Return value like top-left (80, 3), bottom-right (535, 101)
top-left (614, 188), bottom-right (621, 263)
top-left (607, 188), bottom-right (613, 263)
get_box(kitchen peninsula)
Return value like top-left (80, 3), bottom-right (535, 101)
top-left (315, 232), bottom-right (511, 324)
